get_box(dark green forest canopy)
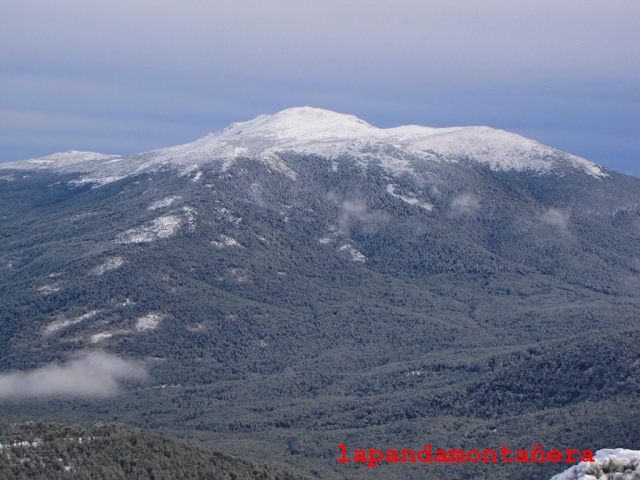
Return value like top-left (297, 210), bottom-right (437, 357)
top-left (0, 422), bottom-right (310, 479)
top-left (0, 151), bottom-right (638, 479)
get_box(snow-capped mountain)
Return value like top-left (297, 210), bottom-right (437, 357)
top-left (1, 107), bottom-right (638, 480)
top-left (1, 107), bottom-right (605, 185)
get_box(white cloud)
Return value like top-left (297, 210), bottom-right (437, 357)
top-left (0, 352), bottom-right (148, 400)
top-left (451, 193), bottom-right (480, 215)
top-left (541, 208), bottom-right (570, 235)
top-left (339, 198), bottom-right (389, 234)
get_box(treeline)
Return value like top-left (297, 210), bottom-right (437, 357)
top-left (0, 422), bottom-right (310, 480)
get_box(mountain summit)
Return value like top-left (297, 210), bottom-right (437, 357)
top-left (1, 106), bottom-right (638, 480)
top-left (2, 107), bottom-right (605, 185)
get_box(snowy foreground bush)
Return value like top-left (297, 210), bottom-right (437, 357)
top-left (551, 449), bottom-right (640, 480)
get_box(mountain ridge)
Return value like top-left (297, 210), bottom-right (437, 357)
top-left (0, 107), bottom-right (638, 480)
top-left (1, 107), bottom-right (606, 186)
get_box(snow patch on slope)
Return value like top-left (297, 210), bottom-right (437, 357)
top-left (260, 152), bottom-right (298, 180)
top-left (44, 310), bottom-right (100, 335)
top-left (182, 206), bottom-right (197, 230)
top-left (89, 328), bottom-right (133, 343)
top-left (338, 244), bottom-right (366, 262)
top-left (318, 225), bottom-right (343, 245)
top-left (70, 175), bottom-right (127, 187)
top-left (211, 235), bottom-right (242, 248)
top-left (37, 283), bottom-right (61, 295)
top-left (90, 332), bottom-right (114, 343)
top-left (214, 207), bottom-right (242, 224)
top-left (136, 313), bottom-right (162, 331)
top-left (386, 184), bottom-right (433, 210)
top-left (148, 196), bottom-right (181, 210)
top-left (229, 268), bottom-right (252, 283)
top-left (91, 257), bottom-right (125, 275)
top-left (115, 215), bottom-right (181, 244)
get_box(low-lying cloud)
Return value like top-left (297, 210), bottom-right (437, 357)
top-left (249, 182), bottom-right (268, 208)
top-left (0, 352), bottom-right (148, 401)
top-left (451, 193), bottom-right (480, 215)
top-left (541, 208), bottom-right (570, 235)
top-left (339, 198), bottom-right (389, 234)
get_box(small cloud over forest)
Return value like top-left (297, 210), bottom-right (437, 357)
top-left (336, 197), bottom-right (389, 234)
top-left (451, 193), bottom-right (480, 215)
top-left (0, 352), bottom-right (148, 401)
top-left (541, 208), bottom-right (570, 235)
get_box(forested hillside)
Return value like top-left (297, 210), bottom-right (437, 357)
top-left (1, 109), bottom-right (638, 479)
top-left (0, 422), bottom-right (309, 480)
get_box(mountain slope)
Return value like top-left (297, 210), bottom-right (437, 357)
top-left (0, 422), bottom-right (309, 479)
top-left (0, 107), bottom-right (638, 479)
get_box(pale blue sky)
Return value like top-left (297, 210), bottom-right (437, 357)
top-left (1, 0), bottom-right (638, 176)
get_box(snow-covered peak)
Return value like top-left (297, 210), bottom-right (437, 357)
top-left (149, 106), bottom-right (378, 165)
top-left (149, 107), bottom-right (605, 177)
top-left (1, 107), bottom-right (607, 183)
top-left (219, 106), bottom-right (374, 141)
top-left (3, 150), bottom-right (119, 170)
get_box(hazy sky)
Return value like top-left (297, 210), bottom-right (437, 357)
top-left (1, 0), bottom-right (638, 176)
